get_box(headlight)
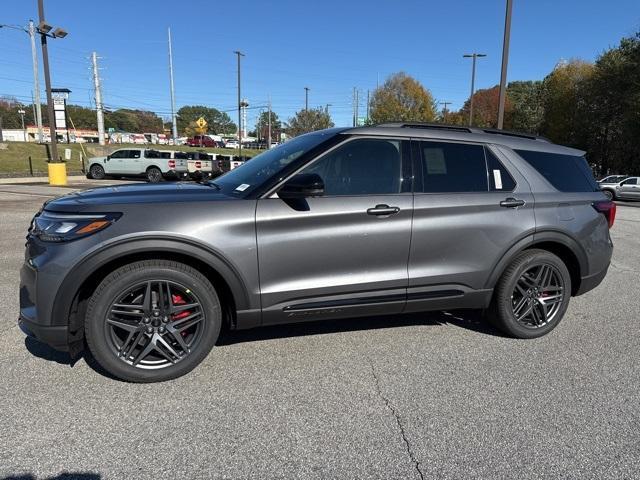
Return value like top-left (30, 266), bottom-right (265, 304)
top-left (31, 211), bottom-right (121, 242)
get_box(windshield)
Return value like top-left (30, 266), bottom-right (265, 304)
top-left (211, 129), bottom-right (341, 195)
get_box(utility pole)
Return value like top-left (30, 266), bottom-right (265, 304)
top-left (39, 0), bottom-right (59, 161)
top-left (234, 50), bottom-right (244, 159)
top-left (439, 101), bottom-right (452, 123)
top-left (497, 0), bottom-right (513, 130)
top-left (28, 20), bottom-right (43, 143)
top-left (366, 90), bottom-right (370, 122)
top-left (91, 52), bottom-right (105, 146)
top-left (354, 88), bottom-right (360, 127)
top-left (325, 103), bottom-right (331, 115)
top-left (304, 87), bottom-right (310, 111)
top-left (167, 28), bottom-right (178, 142)
top-left (267, 95), bottom-right (272, 149)
top-left (352, 87), bottom-right (357, 126)
top-left (463, 52), bottom-right (487, 126)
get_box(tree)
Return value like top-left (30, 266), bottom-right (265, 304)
top-left (579, 32), bottom-right (640, 175)
top-left (255, 110), bottom-right (282, 142)
top-left (539, 60), bottom-right (594, 146)
top-left (369, 72), bottom-right (437, 123)
top-left (176, 105), bottom-right (236, 135)
top-left (286, 108), bottom-right (334, 137)
top-left (459, 85), bottom-right (513, 128)
top-left (506, 80), bottom-right (544, 133)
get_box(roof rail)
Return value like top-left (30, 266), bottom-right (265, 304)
top-left (376, 122), bottom-right (550, 142)
top-left (377, 122), bottom-right (477, 133)
top-left (481, 128), bottom-right (549, 142)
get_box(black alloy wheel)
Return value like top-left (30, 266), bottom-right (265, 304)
top-left (489, 249), bottom-right (571, 339)
top-left (85, 260), bottom-right (221, 382)
top-left (510, 263), bottom-right (564, 329)
top-left (105, 280), bottom-right (205, 369)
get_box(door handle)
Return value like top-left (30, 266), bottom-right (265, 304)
top-left (367, 204), bottom-right (400, 216)
top-left (500, 197), bottom-right (525, 208)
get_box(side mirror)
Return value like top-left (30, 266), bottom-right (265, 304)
top-left (278, 173), bottom-right (324, 199)
top-left (106, 155), bottom-right (111, 160)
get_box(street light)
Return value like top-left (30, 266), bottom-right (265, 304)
top-left (36, 0), bottom-right (68, 185)
top-left (463, 53), bottom-right (487, 126)
top-left (17, 108), bottom-right (26, 141)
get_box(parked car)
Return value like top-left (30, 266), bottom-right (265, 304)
top-left (186, 135), bottom-right (217, 148)
top-left (21, 124), bottom-right (614, 382)
top-left (224, 140), bottom-right (239, 149)
top-left (185, 151), bottom-right (219, 181)
top-left (86, 148), bottom-right (188, 183)
top-left (613, 176), bottom-right (640, 200)
top-left (598, 175), bottom-right (629, 199)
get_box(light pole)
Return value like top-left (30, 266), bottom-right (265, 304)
top-left (304, 87), bottom-right (310, 111)
top-left (18, 108), bottom-right (26, 141)
top-left (234, 50), bottom-right (244, 159)
top-left (36, 0), bottom-right (68, 167)
top-left (497, 0), bottom-right (514, 130)
top-left (463, 53), bottom-right (486, 126)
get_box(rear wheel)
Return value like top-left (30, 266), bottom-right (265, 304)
top-left (146, 166), bottom-right (163, 183)
top-left (489, 249), bottom-right (571, 338)
top-left (85, 260), bottom-right (221, 382)
top-left (89, 164), bottom-right (105, 180)
top-left (603, 189), bottom-right (614, 200)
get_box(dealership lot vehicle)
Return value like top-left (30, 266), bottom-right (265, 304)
top-left (613, 176), bottom-right (640, 200)
top-left (87, 148), bottom-right (188, 183)
top-left (2, 188), bottom-right (638, 478)
top-left (599, 174), bottom-right (630, 199)
top-left (185, 151), bottom-right (217, 180)
top-left (20, 124), bottom-right (613, 382)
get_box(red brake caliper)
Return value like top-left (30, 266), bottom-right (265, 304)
top-left (171, 294), bottom-right (193, 336)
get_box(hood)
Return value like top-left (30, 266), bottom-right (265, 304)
top-left (44, 182), bottom-right (237, 212)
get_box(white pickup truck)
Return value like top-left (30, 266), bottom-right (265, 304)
top-left (87, 148), bottom-right (188, 183)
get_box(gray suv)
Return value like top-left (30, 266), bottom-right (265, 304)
top-left (19, 124), bottom-right (615, 382)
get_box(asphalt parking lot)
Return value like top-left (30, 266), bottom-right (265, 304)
top-left (0, 185), bottom-right (639, 479)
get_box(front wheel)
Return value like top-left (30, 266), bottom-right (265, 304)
top-left (146, 167), bottom-right (163, 183)
top-left (89, 164), bottom-right (105, 180)
top-left (85, 260), bottom-right (222, 382)
top-left (488, 249), bottom-right (571, 339)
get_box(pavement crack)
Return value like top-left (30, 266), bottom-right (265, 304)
top-left (368, 359), bottom-right (425, 480)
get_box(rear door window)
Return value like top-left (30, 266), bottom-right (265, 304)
top-left (418, 141), bottom-right (488, 193)
top-left (514, 150), bottom-right (598, 192)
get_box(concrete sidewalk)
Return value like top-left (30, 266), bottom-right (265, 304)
top-left (0, 175), bottom-right (92, 185)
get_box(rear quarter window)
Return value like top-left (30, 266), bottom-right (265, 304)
top-left (514, 150), bottom-right (598, 192)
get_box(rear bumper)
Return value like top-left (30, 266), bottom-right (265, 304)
top-left (19, 315), bottom-right (69, 352)
top-left (163, 169), bottom-right (189, 180)
top-left (575, 265), bottom-right (609, 296)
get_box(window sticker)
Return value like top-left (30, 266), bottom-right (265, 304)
top-left (235, 183), bottom-right (250, 192)
top-left (424, 148), bottom-right (447, 174)
top-left (493, 169), bottom-right (503, 190)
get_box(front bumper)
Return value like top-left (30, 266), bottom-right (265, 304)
top-left (19, 314), bottom-right (69, 351)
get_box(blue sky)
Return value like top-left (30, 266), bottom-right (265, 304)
top-left (1, 0), bottom-right (638, 129)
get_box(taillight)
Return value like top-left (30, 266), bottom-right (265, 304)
top-left (195, 161), bottom-right (202, 168)
top-left (168, 160), bottom-right (176, 168)
top-left (593, 200), bottom-right (616, 228)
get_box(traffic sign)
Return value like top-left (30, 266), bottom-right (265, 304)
top-left (196, 117), bottom-right (207, 129)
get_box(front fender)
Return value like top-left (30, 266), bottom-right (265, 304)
top-left (51, 235), bottom-right (254, 328)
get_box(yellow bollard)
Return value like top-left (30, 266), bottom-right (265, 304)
top-left (48, 162), bottom-right (68, 186)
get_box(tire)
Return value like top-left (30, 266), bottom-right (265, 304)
top-left (85, 260), bottom-right (222, 382)
top-left (89, 164), bottom-right (105, 180)
top-left (602, 189), bottom-right (614, 200)
top-left (488, 249), bottom-right (571, 339)
top-left (146, 166), bottom-right (163, 183)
